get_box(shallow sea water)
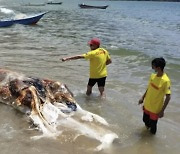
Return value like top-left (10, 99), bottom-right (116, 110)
top-left (0, 0), bottom-right (180, 153)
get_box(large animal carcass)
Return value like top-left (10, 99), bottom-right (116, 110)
top-left (0, 68), bottom-right (118, 151)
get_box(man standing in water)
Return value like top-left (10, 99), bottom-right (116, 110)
top-left (61, 38), bottom-right (112, 98)
top-left (139, 57), bottom-right (171, 134)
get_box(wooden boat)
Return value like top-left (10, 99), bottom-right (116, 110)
top-left (78, 4), bottom-right (108, 9)
top-left (13, 12), bottom-right (47, 25)
top-left (0, 20), bottom-right (14, 27)
top-left (0, 12), bottom-right (47, 27)
top-left (47, 2), bottom-right (62, 5)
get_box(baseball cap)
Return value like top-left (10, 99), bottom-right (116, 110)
top-left (88, 38), bottom-right (100, 46)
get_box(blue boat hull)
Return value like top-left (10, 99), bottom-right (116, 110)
top-left (0, 20), bottom-right (14, 27)
top-left (14, 12), bottom-right (46, 25)
top-left (0, 12), bottom-right (47, 27)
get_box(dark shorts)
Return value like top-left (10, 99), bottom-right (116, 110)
top-left (142, 106), bottom-right (158, 134)
top-left (88, 77), bottom-right (106, 87)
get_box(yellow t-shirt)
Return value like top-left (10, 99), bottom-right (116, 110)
top-left (144, 73), bottom-right (171, 114)
top-left (82, 48), bottom-right (111, 79)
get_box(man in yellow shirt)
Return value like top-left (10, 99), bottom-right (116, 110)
top-left (61, 38), bottom-right (112, 98)
top-left (139, 57), bottom-right (171, 134)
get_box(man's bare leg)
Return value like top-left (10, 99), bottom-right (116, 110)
top-left (86, 85), bottom-right (92, 96)
top-left (98, 86), bottom-right (106, 98)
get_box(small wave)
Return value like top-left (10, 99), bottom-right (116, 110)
top-left (0, 7), bottom-right (15, 14)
